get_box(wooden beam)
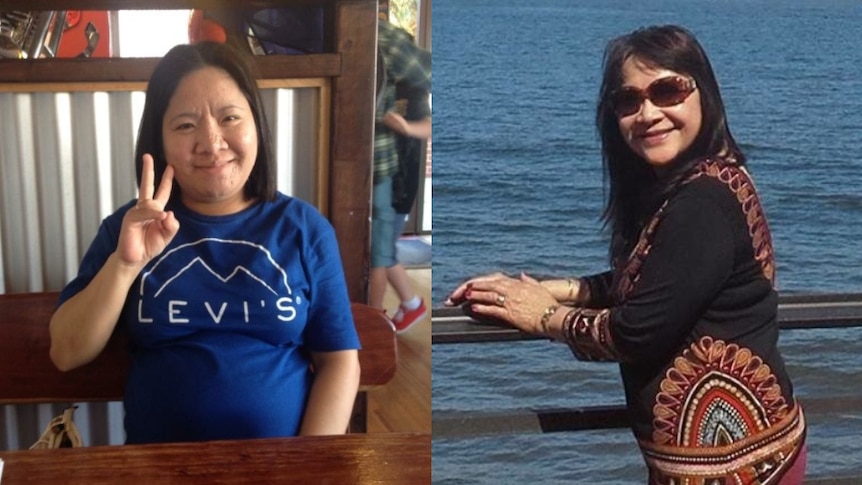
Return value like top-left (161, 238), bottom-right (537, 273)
top-left (0, 77), bottom-right (327, 93)
top-left (328, 0), bottom-right (376, 303)
top-left (0, 55), bottom-right (341, 84)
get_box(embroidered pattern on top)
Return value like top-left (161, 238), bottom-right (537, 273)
top-left (652, 336), bottom-right (791, 446)
top-left (643, 337), bottom-right (804, 484)
top-left (690, 161), bottom-right (775, 285)
top-left (561, 307), bottom-right (619, 361)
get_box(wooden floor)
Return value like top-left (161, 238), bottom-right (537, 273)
top-left (366, 267), bottom-right (432, 434)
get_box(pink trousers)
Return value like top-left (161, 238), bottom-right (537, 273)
top-left (778, 444), bottom-right (808, 485)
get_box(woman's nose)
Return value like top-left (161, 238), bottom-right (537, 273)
top-left (195, 119), bottom-right (227, 153)
top-left (636, 99), bottom-right (663, 121)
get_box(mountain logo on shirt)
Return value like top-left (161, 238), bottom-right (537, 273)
top-left (135, 238), bottom-right (300, 325)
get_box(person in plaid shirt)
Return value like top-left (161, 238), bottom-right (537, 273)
top-left (369, 17), bottom-right (431, 332)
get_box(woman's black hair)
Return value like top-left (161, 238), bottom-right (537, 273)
top-left (595, 25), bottom-right (744, 262)
top-left (134, 41), bottom-right (276, 203)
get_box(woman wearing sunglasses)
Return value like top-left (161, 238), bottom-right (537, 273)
top-left (446, 25), bottom-right (807, 483)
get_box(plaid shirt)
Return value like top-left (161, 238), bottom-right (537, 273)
top-left (375, 20), bottom-right (432, 178)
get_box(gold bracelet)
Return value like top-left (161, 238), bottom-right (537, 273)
top-left (540, 304), bottom-right (560, 333)
top-left (566, 278), bottom-right (576, 301)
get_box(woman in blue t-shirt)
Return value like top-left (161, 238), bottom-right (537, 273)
top-left (49, 42), bottom-right (360, 443)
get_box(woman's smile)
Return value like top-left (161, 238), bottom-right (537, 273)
top-left (638, 128), bottom-right (673, 145)
top-left (194, 159), bottom-right (233, 173)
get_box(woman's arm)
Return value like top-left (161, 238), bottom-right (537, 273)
top-left (50, 155), bottom-right (178, 371)
top-left (300, 349), bottom-right (361, 435)
top-left (383, 112), bottom-right (432, 139)
top-left (49, 253), bottom-right (144, 371)
top-left (540, 278), bottom-right (582, 304)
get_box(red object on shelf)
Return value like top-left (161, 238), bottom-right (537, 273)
top-left (56, 10), bottom-right (111, 58)
top-left (188, 10), bottom-right (227, 44)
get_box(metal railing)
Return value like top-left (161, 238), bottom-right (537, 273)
top-left (433, 292), bottom-right (862, 345)
top-left (432, 293), bottom-right (862, 485)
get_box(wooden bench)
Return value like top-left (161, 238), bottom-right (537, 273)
top-left (0, 291), bottom-right (396, 438)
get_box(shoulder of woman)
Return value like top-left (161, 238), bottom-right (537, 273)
top-left (269, 193), bottom-right (318, 216)
top-left (682, 158), bottom-right (760, 196)
top-left (273, 194), bottom-right (337, 234)
top-left (670, 164), bottom-right (761, 228)
top-left (676, 170), bottom-right (744, 204)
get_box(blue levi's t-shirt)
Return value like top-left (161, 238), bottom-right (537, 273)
top-left (58, 193), bottom-right (361, 443)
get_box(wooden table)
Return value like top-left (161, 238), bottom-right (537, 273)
top-left (0, 433), bottom-right (430, 484)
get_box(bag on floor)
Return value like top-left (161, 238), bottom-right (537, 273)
top-left (29, 406), bottom-right (83, 449)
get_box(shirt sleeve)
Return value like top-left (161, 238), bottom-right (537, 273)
top-left (57, 201), bottom-right (132, 307)
top-left (564, 179), bottom-right (737, 362)
top-left (579, 271), bottom-right (614, 307)
top-left (301, 213), bottom-right (362, 352)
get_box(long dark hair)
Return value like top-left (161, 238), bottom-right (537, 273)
top-left (134, 41), bottom-right (276, 203)
top-left (595, 25), bottom-right (744, 262)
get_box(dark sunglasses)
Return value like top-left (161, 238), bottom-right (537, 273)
top-left (611, 76), bottom-right (697, 117)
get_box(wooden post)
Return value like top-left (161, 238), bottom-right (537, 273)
top-left (330, 0), bottom-right (377, 303)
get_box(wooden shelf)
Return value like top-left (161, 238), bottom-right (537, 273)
top-left (0, 54), bottom-right (341, 83)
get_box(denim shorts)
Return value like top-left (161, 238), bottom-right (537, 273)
top-left (371, 175), bottom-right (397, 268)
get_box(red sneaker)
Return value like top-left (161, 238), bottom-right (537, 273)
top-left (392, 299), bottom-right (428, 333)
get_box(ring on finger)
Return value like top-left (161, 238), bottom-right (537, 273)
top-left (495, 294), bottom-right (506, 306)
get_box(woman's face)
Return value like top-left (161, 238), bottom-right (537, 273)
top-left (615, 57), bottom-right (702, 169)
top-left (162, 66), bottom-right (258, 214)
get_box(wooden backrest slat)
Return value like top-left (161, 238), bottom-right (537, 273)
top-left (0, 292), bottom-right (396, 404)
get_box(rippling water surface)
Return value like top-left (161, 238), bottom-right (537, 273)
top-left (432, 0), bottom-right (862, 482)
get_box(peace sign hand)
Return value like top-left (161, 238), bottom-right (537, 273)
top-left (116, 154), bottom-right (180, 268)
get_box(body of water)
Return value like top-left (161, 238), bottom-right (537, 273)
top-left (432, 0), bottom-right (862, 482)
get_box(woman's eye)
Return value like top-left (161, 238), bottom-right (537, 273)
top-left (175, 122), bottom-right (194, 130)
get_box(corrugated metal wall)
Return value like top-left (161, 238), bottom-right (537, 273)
top-left (0, 86), bottom-right (322, 449)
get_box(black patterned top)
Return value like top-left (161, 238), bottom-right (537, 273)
top-left (563, 158), bottom-right (806, 483)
